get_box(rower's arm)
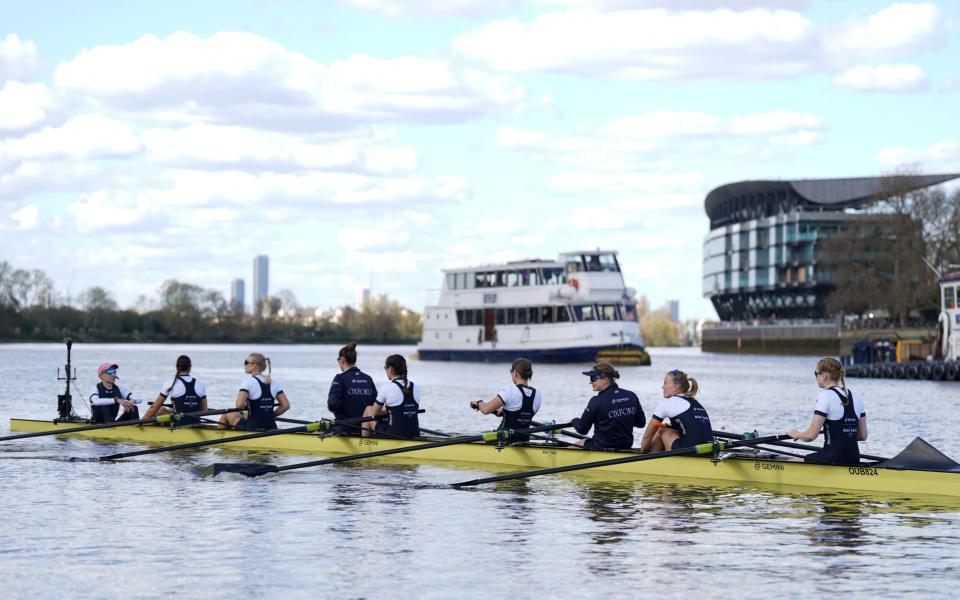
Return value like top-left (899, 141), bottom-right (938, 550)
top-left (571, 398), bottom-right (598, 435)
top-left (235, 390), bottom-right (249, 410)
top-left (857, 415), bottom-right (868, 441)
top-left (142, 393), bottom-right (166, 419)
top-left (274, 391), bottom-right (290, 417)
top-left (787, 414), bottom-right (825, 442)
top-left (639, 417), bottom-right (662, 453)
top-left (474, 396), bottom-right (504, 415)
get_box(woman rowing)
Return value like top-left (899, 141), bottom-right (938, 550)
top-left (362, 354), bottom-right (420, 438)
top-left (570, 363), bottom-right (645, 450)
top-left (218, 352), bottom-right (290, 430)
top-left (640, 369), bottom-right (712, 453)
top-left (142, 355), bottom-right (207, 425)
top-left (470, 358), bottom-right (541, 442)
top-left (787, 357), bottom-right (867, 465)
top-left (88, 362), bottom-right (145, 423)
top-left (327, 342), bottom-right (377, 434)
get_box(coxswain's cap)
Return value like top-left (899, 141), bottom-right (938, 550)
top-left (98, 363), bottom-right (119, 377)
top-left (581, 363), bottom-right (617, 379)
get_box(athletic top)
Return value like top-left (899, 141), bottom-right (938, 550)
top-left (88, 382), bottom-right (138, 423)
top-left (498, 384), bottom-right (541, 442)
top-left (327, 366), bottom-right (377, 432)
top-left (162, 376), bottom-right (205, 425)
top-left (811, 386), bottom-right (864, 465)
top-left (375, 379), bottom-right (420, 438)
top-left (158, 375), bottom-right (207, 402)
top-left (239, 375), bottom-right (282, 430)
top-left (572, 384), bottom-right (646, 450)
top-left (651, 395), bottom-right (713, 449)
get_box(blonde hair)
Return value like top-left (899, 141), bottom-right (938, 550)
top-left (668, 369), bottom-right (699, 397)
top-left (816, 357), bottom-right (845, 393)
top-left (248, 352), bottom-right (272, 384)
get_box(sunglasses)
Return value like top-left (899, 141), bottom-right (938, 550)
top-left (814, 371), bottom-right (825, 377)
top-left (103, 369), bottom-right (117, 375)
top-left (244, 360), bottom-right (254, 366)
top-left (589, 375), bottom-right (602, 382)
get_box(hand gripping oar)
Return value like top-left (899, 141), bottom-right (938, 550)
top-left (96, 411), bottom-right (422, 461)
top-left (0, 408), bottom-right (241, 443)
top-left (712, 430), bottom-right (889, 462)
top-left (452, 434), bottom-right (791, 487)
top-left (210, 421), bottom-right (574, 477)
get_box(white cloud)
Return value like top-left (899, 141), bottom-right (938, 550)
top-left (727, 109), bottom-right (824, 135)
top-left (603, 111), bottom-right (724, 138)
top-left (0, 114), bottom-right (141, 161)
top-left (53, 32), bottom-right (525, 128)
top-left (833, 63), bottom-right (928, 92)
top-left (10, 204), bottom-right (39, 230)
top-left (833, 2), bottom-right (939, 54)
top-left (456, 8), bottom-right (814, 80)
top-left (0, 82), bottom-right (52, 131)
top-left (876, 140), bottom-right (960, 167)
top-left (66, 190), bottom-right (154, 232)
top-left (550, 171), bottom-right (703, 194)
top-left (0, 34), bottom-right (39, 80)
top-left (347, 0), bottom-right (517, 17)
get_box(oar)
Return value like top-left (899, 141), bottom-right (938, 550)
top-left (712, 430), bottom-right (889, 462)
top-left (532, 420), bottom-right (588, 441)
top-left (210, 421), bottom-right (575, 477)
top-left (452, 434), bottom-right (790, 487)
top-left (0, 408), bottom-right (241, 443)
top-left (96, 412), bottom-right (413, 461)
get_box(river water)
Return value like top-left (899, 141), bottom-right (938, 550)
top-left (1, 343), bottom-right (959, 598)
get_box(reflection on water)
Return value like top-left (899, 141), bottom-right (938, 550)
top-left (3, 344), bottom-right (960, 597)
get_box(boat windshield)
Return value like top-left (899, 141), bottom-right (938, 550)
top-left (562, 253), bottom-right (620, 273)
top-left (539, 267), bottom-right (564, 285)
top-left (945, 285), bottom-right (957, 310)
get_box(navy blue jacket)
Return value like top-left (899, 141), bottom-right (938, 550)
top-left (327, 366), bottom-right (377, 432)
top-left (572, 384), bottom-right (646, 450)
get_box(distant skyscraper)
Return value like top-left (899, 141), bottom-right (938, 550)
top-left (253, 255), bottom-right (269, 310)
top-left (230, 278), bottom-right (245, 314)
top-left (668, 300), bottom-right (680, 323)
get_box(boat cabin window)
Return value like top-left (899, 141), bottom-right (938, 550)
top-left (539, 267), bottom-right (564, 285)
top-left (622, 303), bottom-right (639, 322)
top-left (583, 253), bottom-right (620, 273)
top-left (946, 285), bottom-right (957, 310)
top-left (557, 306), bottom-right (571, 322)
top-left (455, 309), bottom-right (484, 326)
top-left (446, 273), bottom-right (456, 290)
top-left (598, 304), bottom-right (620, 321)
top-left (573, 304), bottom-right (596, 321)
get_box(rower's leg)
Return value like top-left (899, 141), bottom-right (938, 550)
top-left (361, 405), bottom-right (379, 437)
top-left (647, 429), bottom-right (665, 453)
top-left (661, 429), bottom-right (680, 451)
top-left (218, 412), bottom-right (242, 429)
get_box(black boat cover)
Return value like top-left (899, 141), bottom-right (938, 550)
top-left (879, 437), bottom-right (960, 472)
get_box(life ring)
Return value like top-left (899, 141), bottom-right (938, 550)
top-left (569, 278), bottom-right (580, 291)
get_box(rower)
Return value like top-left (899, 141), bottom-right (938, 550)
top-left (88, 363), bottom-right (145, 423)
top-left (640, 369), bottom-right (713, 453)
top-left (218, 353), bottom-right (290, 430)
top-left (363, 354), bottom-right (420, 438)
top-left (787, 357), bottom-right (867, 466)
top-left (470, 358), bottom-right (542, 442)
top-left (142, 355), bottom-right (207, 425)
top-left (327, 342), bottom-right (377, 434)
top-left (570, 363), bottom-right (645, 450)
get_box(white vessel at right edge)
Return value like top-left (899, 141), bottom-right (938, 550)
top-left (417, 250), bottom-right (650, 363)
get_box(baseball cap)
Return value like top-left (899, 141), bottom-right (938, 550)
top-left (98, 363), bottom-right (119, 377)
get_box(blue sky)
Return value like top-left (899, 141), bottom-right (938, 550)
top-left (1, 0), bottom-right (958, 319)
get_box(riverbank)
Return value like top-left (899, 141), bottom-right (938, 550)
top-left (702, 323), bottom-right (935, 356)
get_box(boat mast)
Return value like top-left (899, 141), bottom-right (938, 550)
top-left (56, 337), bottom-right (77, 422)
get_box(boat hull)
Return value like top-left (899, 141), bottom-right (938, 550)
top-left (417, 344), bottom-right (641, 363)
top-left (9, 419), bottom-right (960, 498)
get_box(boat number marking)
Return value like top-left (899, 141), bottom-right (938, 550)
top-left (848, 467), bottom-right (879, 476)
top-left (359, 439), bottom-right (379, 447)
top-left (540, 449), bottom-right (557, 456)
top-left (754, 462), bottom-right (784, 471)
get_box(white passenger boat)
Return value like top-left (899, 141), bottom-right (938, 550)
top-left (418, 250), bottom-right (649, 363)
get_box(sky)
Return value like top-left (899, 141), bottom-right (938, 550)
top-left (1, 0), bottom-right (958, 320)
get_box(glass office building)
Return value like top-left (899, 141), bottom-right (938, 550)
top-left (702, 174), bottom-right (960, 321)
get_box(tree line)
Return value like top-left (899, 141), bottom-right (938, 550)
top-left (0, 263), bottom-right (422, 344)
top-left (819, 172), bottom-right (960, 326)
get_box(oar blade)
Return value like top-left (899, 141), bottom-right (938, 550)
top-left (211, 463), bottom-right (280, 477)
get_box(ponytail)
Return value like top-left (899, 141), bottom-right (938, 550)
top-left (166, 355), bottom-right (192, 395)
top-left (668, 370), bottom-right (699, 397)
